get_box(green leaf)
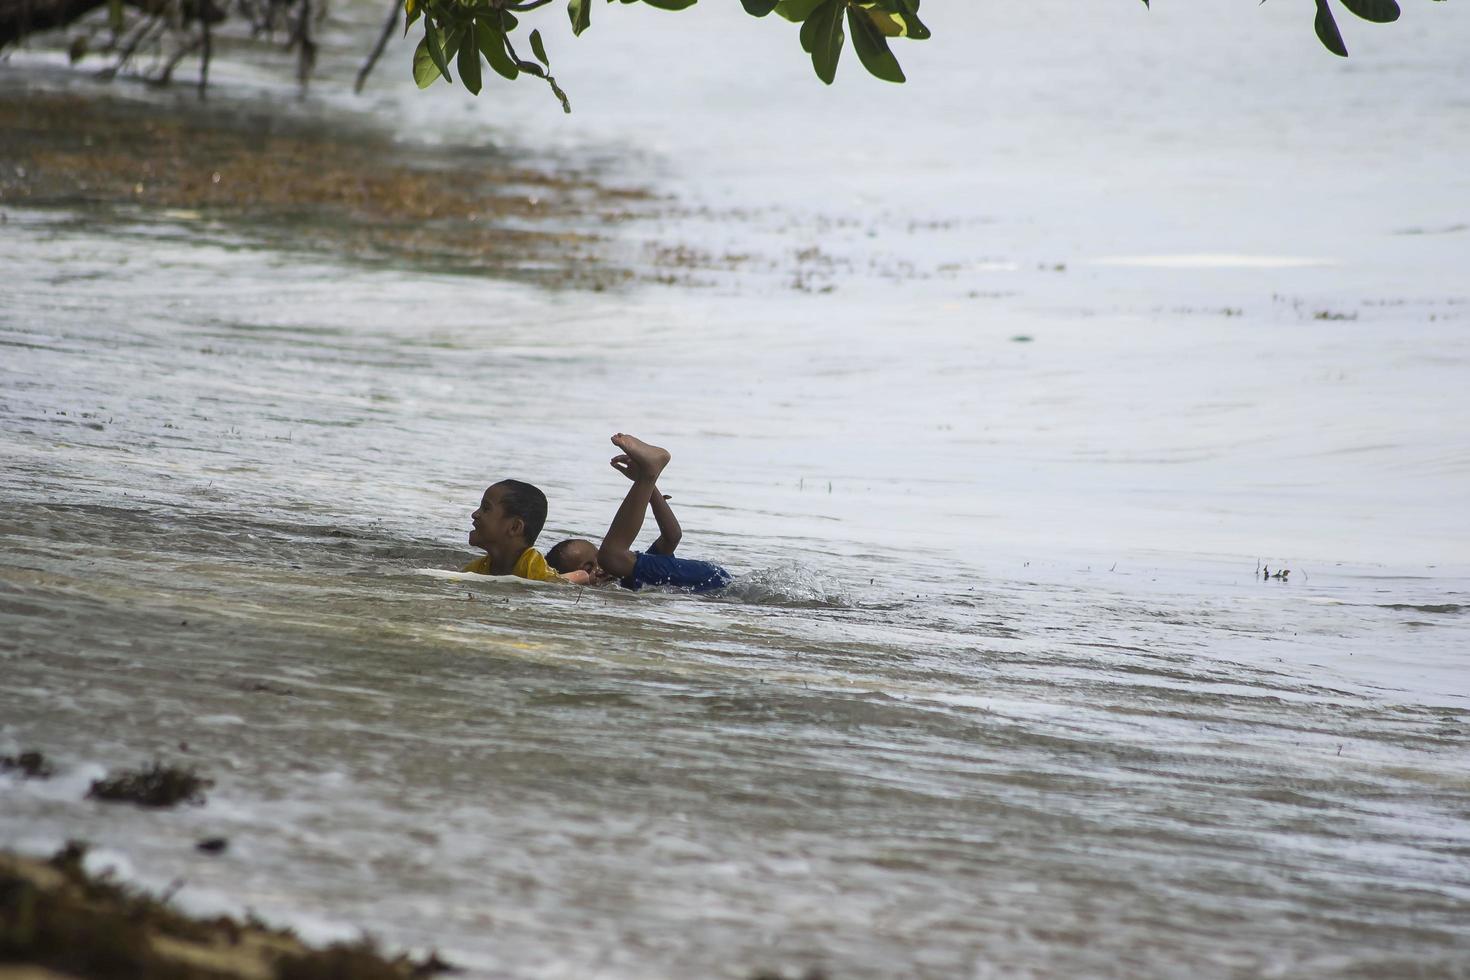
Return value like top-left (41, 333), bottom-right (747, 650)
top-left (799, 7), bottom-right (816, 50)
top-left (477, 18), bottom-right (518, 79)
top-left (741, 0), bottom-right (779, 14)
top-left (412, 36), bottom-right (443, 87)
top-left (799, 0), bottom-right (834, 52)
top-left (857, 4), bottom-right (903, 38)
top-left (1314, 0), bottom-right (1348, 56)
top-left (568, 0), bottom-right (591, 36)
top-left (640, 0), bottom-right (698, 8)
top-left (529, 27), bottom-right (549, 66)
top-left (805, 0), bottom-right (843, 83)
top-left (776, 0), bottom-right (825, 22)
top-left (888, 0), bottom-right (929, 40)
top-left (403, 1), bottom-right (421, 37)
top-left (847, 5), bottom-right (903, 81)
top-left (1338, 0), bottom-right (1399, 22)
top-left (457, 24), bottom-right (482, 94)
top-left (425, 19), bottom-right (454, 83)
top-left (445, 24), bottom-right (464, 67)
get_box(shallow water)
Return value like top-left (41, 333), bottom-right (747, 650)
top-left (3, 1), bottom-right (1470, 977)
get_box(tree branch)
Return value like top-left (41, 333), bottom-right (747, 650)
top-left (353, 0), bottom-right (397, 94)
top-left (292, 0), bottom-right (314, 86)
top-left (150, 32), bottom-right (200, 82)
top-left (197, 3), bottom-right (209, 97)
top-left (97, 11), bottom-right (166, 78)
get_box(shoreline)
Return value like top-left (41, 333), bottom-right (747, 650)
top-left (0, 77), bottom-right (653, 290)
top-left (0, 67), bottom-right (883, 294)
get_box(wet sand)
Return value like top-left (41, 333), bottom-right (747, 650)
top-left (0, 86), bottom-right (652, 288)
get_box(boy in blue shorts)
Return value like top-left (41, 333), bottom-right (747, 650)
top-left (546, 434), bottom-right (731, 593)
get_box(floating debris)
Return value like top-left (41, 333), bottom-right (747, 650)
top-left (0, 750), bottom-right (54, 779)
top-left (87, 761), bottom-right (214, 808)
top-left (278, 940), bottom-right (462, 979)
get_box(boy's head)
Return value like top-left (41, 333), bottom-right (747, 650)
top-left (469, 480), bottom-right (547, 554)
top-left (546, 538), bottom-right (601, 576)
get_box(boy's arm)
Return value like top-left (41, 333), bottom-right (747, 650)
top-left (648, 485), bottom-right (682, 556)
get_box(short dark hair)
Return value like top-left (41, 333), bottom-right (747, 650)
top-left (493, 479), bottom-right (547, 546)
top-left (545, 538), bottom-right (576, 572)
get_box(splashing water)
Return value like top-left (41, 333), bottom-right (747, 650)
top-left (721, 564), bottom-right (852, 608)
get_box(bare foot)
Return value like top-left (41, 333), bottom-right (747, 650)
top-left (610, 433), bottom-right (670, 482)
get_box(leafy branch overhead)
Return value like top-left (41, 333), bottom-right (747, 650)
top-left (404, 0), bottom-right (930, 111)
top-left (0, 0), bottom-right (1439, 105)
top-left (1142, 0), bottom-right (1434, 58)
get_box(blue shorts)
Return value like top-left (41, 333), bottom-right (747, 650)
top-left (622, 552), bottom-right (731, 593)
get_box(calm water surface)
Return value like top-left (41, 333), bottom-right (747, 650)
top-left (3, 2), bottom-right (1469, 977)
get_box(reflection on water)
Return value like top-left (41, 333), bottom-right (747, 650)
top-left (3, 0), bottom-right (1470, 976)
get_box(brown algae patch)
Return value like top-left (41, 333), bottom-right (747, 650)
top-left (0, 89), bottom-right (652, 288)
top-left (0, 89), bottom-right (930, 293)
top-left (0, 843), bottom-right (457, 979)
top-left (87, 761), bottom-right (213, 808)
top-left (0, 752), bottom-right (54, 779)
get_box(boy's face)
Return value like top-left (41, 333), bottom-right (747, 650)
top-left (469, 484), bottom-right (524, 552)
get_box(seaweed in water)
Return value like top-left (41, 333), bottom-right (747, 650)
top-left (277, 940), bottom-right (461, 979)
top-left (0, 841), bottom-right (237, 977)
top-left (0, 842), bottom-right (459, 979)
top-left (0, 750), bottom-right (54, 778)
top-left (87, 761), bottom-right (214, 808)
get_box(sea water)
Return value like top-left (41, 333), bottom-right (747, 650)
top-left (2, 1), bottom-right (1469, 976)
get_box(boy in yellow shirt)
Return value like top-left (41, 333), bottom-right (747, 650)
top-left (460, 479), bottom-right (569, 583)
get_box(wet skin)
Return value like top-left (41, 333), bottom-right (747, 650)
top-left (468, 484), bottom-right (526, 575)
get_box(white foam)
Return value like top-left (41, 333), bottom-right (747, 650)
top-left (723, 564), bottom-right (852, 607)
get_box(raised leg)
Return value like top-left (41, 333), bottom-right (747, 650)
top-left (597, 434), bottom-right (671, 578)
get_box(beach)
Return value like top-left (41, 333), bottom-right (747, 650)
top-left (2, 1), bottom-right (1469, 976)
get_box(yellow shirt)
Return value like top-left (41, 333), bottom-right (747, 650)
top-left (461, 547), bottom-right (564, 583)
